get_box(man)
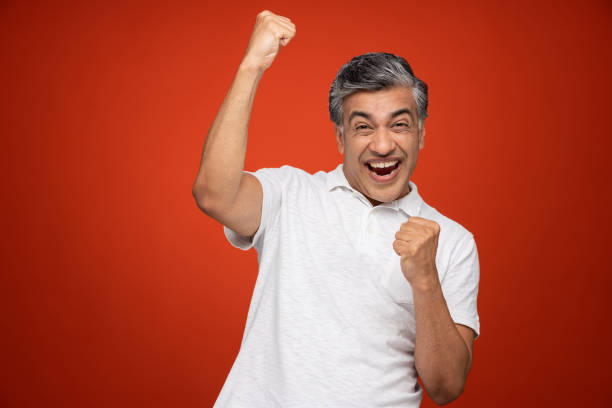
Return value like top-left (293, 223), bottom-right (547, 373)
top-left (193, 10), bottom-right (480, 407)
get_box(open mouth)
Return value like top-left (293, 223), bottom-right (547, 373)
top-left (365, 160), bottom-right (401, 182)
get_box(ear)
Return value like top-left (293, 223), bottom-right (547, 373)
top-left (418, 124), bottom-right (426, 149)
top-left (335, 125), bottom-right (345, 155)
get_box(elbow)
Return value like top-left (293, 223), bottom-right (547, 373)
top-left (192, 185), bottom-right (218, 216)
top-left (192, 184), bottom-right (234, 221)
top-left (193, 173), bottom-right (241, 217)
top-left (428, 380), bottom-right (466, 406)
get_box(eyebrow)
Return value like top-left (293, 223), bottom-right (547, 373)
top-left (348, 108), bottom-right (413, 123)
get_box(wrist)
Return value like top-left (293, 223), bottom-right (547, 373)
top-left (410, 275), bottom-right (441, 295)
top-left (238, 58), bottom-right (266, 76)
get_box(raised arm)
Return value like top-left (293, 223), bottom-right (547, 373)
top-left (192, 10), bottom-right (296, 237)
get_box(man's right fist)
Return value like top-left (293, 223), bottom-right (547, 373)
top-left (241, 10), bottom-right (296, 73)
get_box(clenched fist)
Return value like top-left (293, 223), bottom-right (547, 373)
top-left (241, 10), bottom-right (296, 73)
top-left (393, 217), bottom-right (441, 291)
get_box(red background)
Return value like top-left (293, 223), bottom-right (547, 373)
top-left (2, 0), bottom-right (611, 406)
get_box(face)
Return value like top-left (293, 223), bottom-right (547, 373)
top-left (335, 86), bottom-right (425, 206)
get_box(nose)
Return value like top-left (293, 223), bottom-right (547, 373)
top-left (369, 128), bottom-right (395, 156)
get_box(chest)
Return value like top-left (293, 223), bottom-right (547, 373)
top-left (273, 189), bottom-right (418, 339)
top-left (283, 188), bottom-right (409, 278)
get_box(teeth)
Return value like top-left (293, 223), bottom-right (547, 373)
top-left (369, 160), bottom-right (398, 168)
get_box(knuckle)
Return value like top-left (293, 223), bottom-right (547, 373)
top-left (259, 11), bottom-right (274, 22)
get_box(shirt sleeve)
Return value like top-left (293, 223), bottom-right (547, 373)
top-left (441, 232), bottom-right (481, 339)
top-left (223, 167), bottom-right (286, 251)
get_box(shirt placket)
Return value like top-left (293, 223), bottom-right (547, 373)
top-left (361, 207), bottom-right (383, 261)
top-left (352, 191), bottom-right (393, 263)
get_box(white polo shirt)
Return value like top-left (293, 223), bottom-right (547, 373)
top-left (214, 163), bottom-right (480, 408)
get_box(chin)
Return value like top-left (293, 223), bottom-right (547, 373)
top-left (369, 191), bottom-right (399, 204)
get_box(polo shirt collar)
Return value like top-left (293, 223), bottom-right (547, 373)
top-left (326, 163), bottom-right (423, 217)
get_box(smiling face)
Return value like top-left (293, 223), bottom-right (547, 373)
top-left (335, 86), bottom-right (425, 206)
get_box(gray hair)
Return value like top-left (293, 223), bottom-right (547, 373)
top-left (329, 52), bottom-right (428, 133)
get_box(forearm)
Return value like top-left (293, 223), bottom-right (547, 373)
top-left (192, 62), bottom-right (263, 208)
top-left (193, 11), bottom-right (296, 210)
top-left (413, 280), bottom-right (471, 405)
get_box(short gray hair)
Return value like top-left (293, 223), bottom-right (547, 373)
top-left (329, 52), bottom-right (428, 133)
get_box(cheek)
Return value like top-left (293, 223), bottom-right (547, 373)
top-left (348, 141), bottom-right (367, 158)
top-left (343, 144), bottom-right (357, 160)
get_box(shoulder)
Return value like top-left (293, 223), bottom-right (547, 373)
top-left (249, 165), bottom-right (328, 190)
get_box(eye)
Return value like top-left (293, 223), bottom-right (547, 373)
top-left (393, 122), bottom-right (408, 127)
top-left (354, 124), bottom-right (373, 133)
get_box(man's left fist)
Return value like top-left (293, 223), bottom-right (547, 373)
top-left (392, 216), bottom-right (441, 290)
